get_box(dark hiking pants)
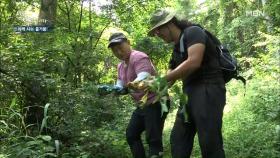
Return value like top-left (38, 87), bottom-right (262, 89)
top-left (170, 83), bottom-right (226, 158)
top-left (126, 101), bottom-right (169, 158)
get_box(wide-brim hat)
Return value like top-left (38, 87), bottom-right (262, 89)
top-left (148, 9), bottom-right (176, 36)
top-left (108, 32), bottom-right (127, 48)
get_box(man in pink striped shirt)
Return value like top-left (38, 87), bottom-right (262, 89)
top-left (108, 32), bottom-right (169, 158)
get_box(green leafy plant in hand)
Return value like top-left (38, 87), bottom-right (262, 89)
top-left (139, 76), bottom-right (168, 107)
top-left (139, 76), bottom-right (188, 120)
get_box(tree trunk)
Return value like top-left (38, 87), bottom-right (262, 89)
top-left (89, 0), bottom-right (93, 50)
top-left (38, 0), bottom-right (57, 27)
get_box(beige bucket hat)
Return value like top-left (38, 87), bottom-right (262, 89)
top-left (148, 9), bottom-right (176, 36)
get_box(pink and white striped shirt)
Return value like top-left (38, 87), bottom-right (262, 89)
top-left (117, 50), bottom-right (157, 104)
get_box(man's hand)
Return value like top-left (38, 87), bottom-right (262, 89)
top-left (127, 81), bottom-right (148, 91)
top-left (97, 85), bottom-right (111, 96)
top-left (112, 86), bottom-right (128, 95)
top-left (97, 85), bottom-right (128, 96)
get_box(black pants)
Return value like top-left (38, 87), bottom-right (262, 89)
top-left (170, 83), bottom-right (226, 158)
top-left (126, 101), bottom-right (169, 158)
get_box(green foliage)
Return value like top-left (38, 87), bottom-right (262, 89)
top-left (136, 76), bottom-right (187, 114)
top-left (223, 78), bottom-right (280, 158)
top-left (7, 135), bottom-right (56, 158)
top-left (264, 0), bottom-right (280, 27)
top-left (246, 79), bottom-right (280, 122)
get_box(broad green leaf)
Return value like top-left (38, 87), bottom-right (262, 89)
top-left (10, 96), bottom-right (17, 108)
top-left (40, 135), bottom-right (52, 142)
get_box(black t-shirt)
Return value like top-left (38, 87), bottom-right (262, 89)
top-left (169, 25), bottom-right (224, 88)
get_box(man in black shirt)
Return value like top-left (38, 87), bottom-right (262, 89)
top-left (148, 9), bottom-right (226, 158)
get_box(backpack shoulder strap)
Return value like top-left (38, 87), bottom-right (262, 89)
top-left (179, 26), bottom-right (200, 53)
top-left (179, 25), bottom-right (222, 52)
top-left (235, 76), bottom-right (246, 86)
top-left (179, 33), bottom-right (185, 53)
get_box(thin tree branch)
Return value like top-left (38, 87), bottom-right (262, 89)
top-left (91, 2), bottom-right (139, 53)
top-left (64, 0), bottom-right (71, 31)
top-left (89, 0), bottom-right (92, 50)
top-left (58, 3), bottom-right (67, 14)
top-left (77, 0), bottom-right (83, 33)
top-left (92, 21), bottom-right (110, 52)
top-left (0, 7), bottom-right (2, 32)
top-left (81, 1), bottom-right (141, 68)
top-left (61, 52), bottom-right (75, 67)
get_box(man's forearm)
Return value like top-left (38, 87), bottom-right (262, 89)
top-left (165, 59), bottom-right (200, 82)
top-left (166, 69), bottom-right (176, 87)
